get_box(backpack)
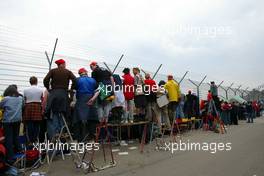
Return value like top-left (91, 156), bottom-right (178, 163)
top-left (113, 74), bottom-right (122, 88)
top-left (96, 68), bottom-right (114, 101)
top-left (98, 82), bottom-right (113, 101)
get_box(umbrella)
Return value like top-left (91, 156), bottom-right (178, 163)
top-left (228, 95), bottom-right (247, 104)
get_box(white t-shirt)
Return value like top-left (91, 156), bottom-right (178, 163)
top-left (23, 85), bottom-right (44, 103)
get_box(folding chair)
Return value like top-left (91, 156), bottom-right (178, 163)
top-left (12, 135), bottom-right (27, 174)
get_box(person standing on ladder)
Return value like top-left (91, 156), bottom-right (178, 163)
top-left (122, 68), bottom-right (135, 123)
top-left (89, 61), bottom-right (115, 122)
top-left (210, 81), bottom-right (220, 110)
top-left (164, 75), bottom-right (181, 126)
top-left (144, 73), bottom-right (161, 129)
top-left (73, 68), bottom-right (99, 142)
top-left (43, 59), bottom-right (76, 140)
top-left (133, 67), bottom-right (147, 121)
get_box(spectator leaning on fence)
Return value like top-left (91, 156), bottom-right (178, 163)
top-left (210, 81), bottom-right (221, 110)
top-left (184, 90), bottom-right (196, 119)
top-left (0, 85), bottom-right (23, 164)
top-left (164, 75), bottom-right (181, 125)
top-left (23, 76), bottom-right (44, 144)
top-left (230, 102), bottom-right (239, 125)
top-left (246, 101), bottom-right (254, 123)
top-left (144, 73), bottom-right (161, 128)
top-left (90, 61), bottom-right (114, 122)
top-left (157, 80), bottom-right (171, 129)
top-left (221, 101), bottom-right (232, 125)
top-left (43, 59), bottom-right (76, 140)
top-left (133, 67), bottom-right (147, 121)
top-left (122, 68), bottom-right (135, 123)
top-left (73, 68), bottom-right (99, 142)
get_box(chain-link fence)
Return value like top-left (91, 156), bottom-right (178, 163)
top-left (0, 25), bottom-right (247, 100)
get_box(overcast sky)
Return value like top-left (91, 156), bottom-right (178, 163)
top-left (0, 0), bottom-right (263, 88)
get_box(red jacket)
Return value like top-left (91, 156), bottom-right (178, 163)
top-left (144, 79), bottom-right (157, 92)
top-left (252, 101), bottom-right (259, 111)
top-left (207, 92), bottom-right (213, 101)
top-left (221, 103), bottom-right (232, 111)
top-left (122, 74), bottom-right (134, 100)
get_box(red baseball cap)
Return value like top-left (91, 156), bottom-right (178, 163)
top-left (78, 68), bottom-right (88, 74)
top-left (90, 61), bottom-right (97, 67)
top-left (55, 59), bottom-right (65, 65)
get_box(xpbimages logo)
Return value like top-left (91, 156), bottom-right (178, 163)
top-left (98, 84), bottom-right (166, 95)
top-left (160, 140), bottom-right (232, 154)
top-left (33, 141), bottom-right (100, 154)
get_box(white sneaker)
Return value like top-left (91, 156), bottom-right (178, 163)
top-left (120, 140), bottom-right (128, 146)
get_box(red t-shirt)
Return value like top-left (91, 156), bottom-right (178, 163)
top-left (122, 74), bottom-right (134, 100)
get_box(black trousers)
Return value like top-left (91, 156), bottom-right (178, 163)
top-left (25, 121), bottom-right (41, 143)
top-left (73, 120), bottom-right (97, 142)
top-left (3, 122), bottom-right (21, 161)
top-left (168, 101), bottom-right (179, 124)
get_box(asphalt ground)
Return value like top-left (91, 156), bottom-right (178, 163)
top-left (29, 117), bottom-right (264, 176)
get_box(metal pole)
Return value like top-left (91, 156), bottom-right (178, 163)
top-left (197, 87), bottom-right (200, 102)
top-left (219, 86), bottom-right (227, 100)
top-left (103, 62), bottom-right (112, 73)
top-left (179, 71), bottom-right (189, 85)
top-left (227, 83), bottom-right (234, 91)
top-left (45, 51), bottom-right (51, 70)
top-left (188, 79), bottom-right (200, 106)
top-left (189, 76), bottom-right (206, 115)
top-left (141, 64), bottom-right (163, 80)
top-left (235, 85), bottom-right (242, 96)
top-left (112, 54), bottom-right (124, 74)
top-left (152, 64), bottom-right (163, 80)
top-left (217, 81), bottom-right (224, 88)
top-left (226, 83), bottom-right (234, 99)
top-left (45, 38), bottom-right (58, 71)
top-left (230, 88), bottom-right (236, 95)
top-left (50, 38), bottom-right (58, 65)
top-left (241, 87), bottom-right (249, 98)
top-left (198, 75), bottom-right (207, 87)
top-left (173, 79), bottom-right (179, 84)
top-left (188, 79), bottom-right (198, 87)
top-left (141, 69), bottom-right (147, 75)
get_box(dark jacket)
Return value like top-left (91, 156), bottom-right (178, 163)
top-left (43, 67), bottom-right (76, 90)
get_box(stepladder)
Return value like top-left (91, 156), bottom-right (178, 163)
top-left (46, 112), bottom-right (84, 173)
top-left (207, 100), bottom-right (226, 134)
top-left (81, 119), bottom-right (116, 174)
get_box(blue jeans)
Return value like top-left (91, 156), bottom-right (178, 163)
top-left (176, 102), bottom-right (184, 118)
top-left (221, 111), bottom-right (230, 125)
top-left (247, 112), bottom-right (254, 123)
top-left (47, 112), bottom-right (64, 140)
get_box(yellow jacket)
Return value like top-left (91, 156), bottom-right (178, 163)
top-left (164, 80), bottom-right (181, 102)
